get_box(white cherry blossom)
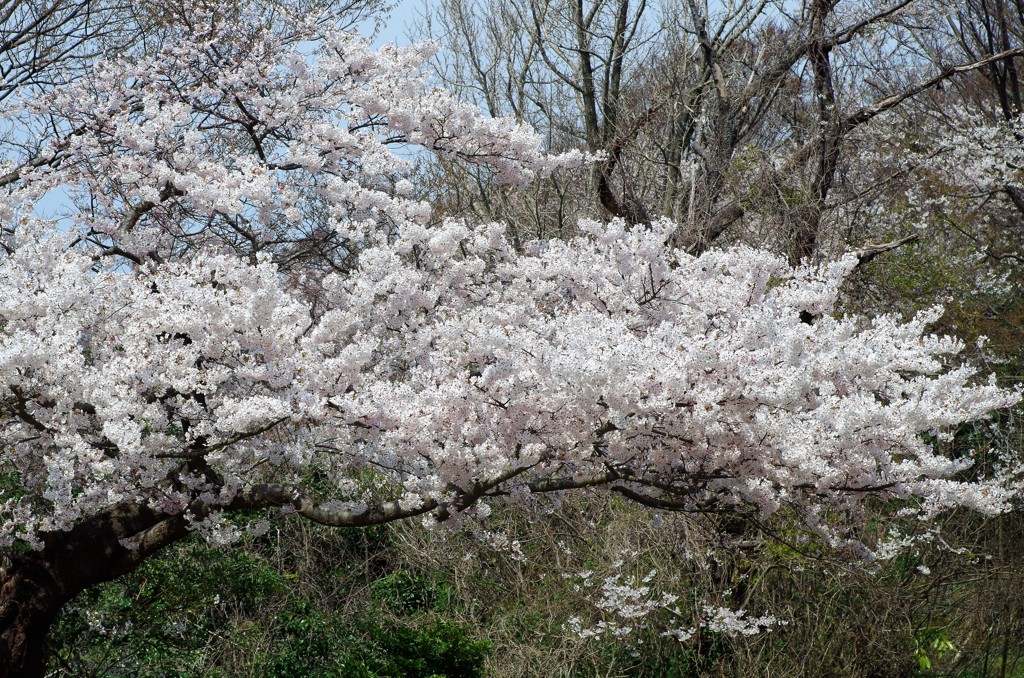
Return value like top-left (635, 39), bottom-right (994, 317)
top-left (0, 9), bottom-right (1018, 670)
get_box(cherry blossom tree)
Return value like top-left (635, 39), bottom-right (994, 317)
top-left (0, 2), bottom-right (1019, 674)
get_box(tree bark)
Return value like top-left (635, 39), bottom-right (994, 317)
top-left (0, 561), bottom-right (63, 678)
top-left (0, 504), bottom-right (189, 677)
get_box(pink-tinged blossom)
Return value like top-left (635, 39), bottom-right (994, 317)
top-left (0, 6), bottom-right (1018, 558)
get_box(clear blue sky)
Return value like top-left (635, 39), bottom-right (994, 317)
top-left (375, 1), bottom-right (426, 46)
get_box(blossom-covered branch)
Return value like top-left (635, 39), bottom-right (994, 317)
top-left (0, 4), bottom-right (1019, 674)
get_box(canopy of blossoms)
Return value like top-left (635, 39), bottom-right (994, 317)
top-left (0, 5), bottom-right (1017, 557)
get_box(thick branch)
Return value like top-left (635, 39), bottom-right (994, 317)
top-left (235, 483), bottom-right (440, 527)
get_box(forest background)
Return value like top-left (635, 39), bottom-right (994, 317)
top-left (3, 0), bottom-right (1024, 675)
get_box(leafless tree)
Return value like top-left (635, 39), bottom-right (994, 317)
top-left (420, 0), bottom-right (1024, 265)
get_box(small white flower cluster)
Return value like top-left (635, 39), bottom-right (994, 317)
top-left (564, 558), bottom-right (786, 643)
top-left (700, 605), bottom-right (787, 637)
top-left (474, 528), bottom-right (526, 562)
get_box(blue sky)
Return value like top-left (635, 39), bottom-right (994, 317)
top-left (375, 1), bottom-right (426, 46)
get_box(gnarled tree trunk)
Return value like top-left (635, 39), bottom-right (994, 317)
top-left (0, 504), bottom-right (189, 677)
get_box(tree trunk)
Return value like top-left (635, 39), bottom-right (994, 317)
top-left (0, 559), bottom-right (63, 677)
top-left (0, 504), bottom-right (189, 677)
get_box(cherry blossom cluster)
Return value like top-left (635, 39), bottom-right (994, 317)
top-left (18, 4), bottom-right (581, 262)
top-left (841, 109), bottom-right (1023, 301)
top-left (0, 3), bottom-right (1018, 554)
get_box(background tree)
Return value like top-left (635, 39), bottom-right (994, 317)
top-left (419, 0), bottom-right (1024, 265)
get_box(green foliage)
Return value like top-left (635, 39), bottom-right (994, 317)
top-left (913, 627), bottom-right (957, 676)
top-left (0, 471), bottom-right (24, 500)
top-left (351, 620), bottom-right (493, 678)
top-left (47, 530), bottom-right (490, 677)
top-left (49, 540), bottom-right (287, 675)
top-left (45, 493), bottom-right (1024, 677)
top-left (371, 571), bottom-right (453, 614)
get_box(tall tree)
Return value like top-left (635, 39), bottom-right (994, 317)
top-left (420, 0), bottom-right (1024, 264)
top-left (0, 2), bottom-right (1019, 674)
